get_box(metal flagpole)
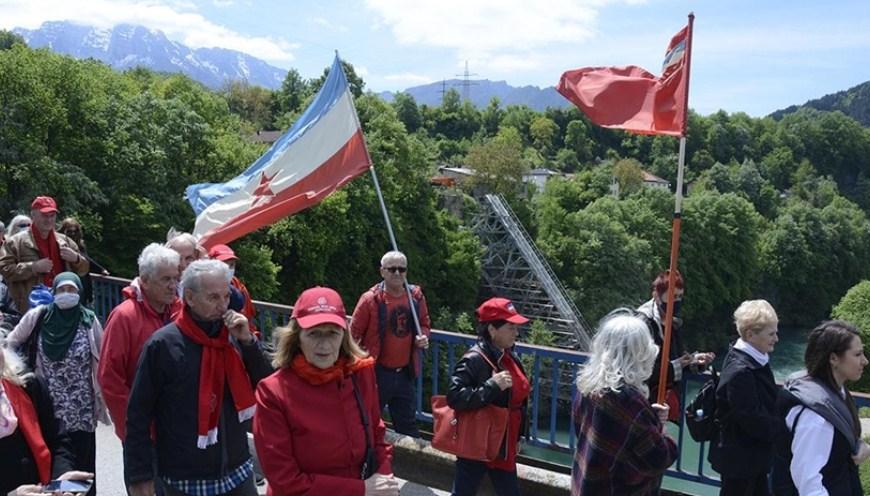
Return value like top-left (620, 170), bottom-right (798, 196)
top-left (655, 13), bottom-right (694, 407)
top-left (368, 166), bottom-right (425, 338)
top-left (343, 50), bottom-right (423, 339)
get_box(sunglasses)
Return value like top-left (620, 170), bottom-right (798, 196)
top-left (17, 223), bottom-right (31, 228)
top-left (383, 266), bottom-right (407, 274)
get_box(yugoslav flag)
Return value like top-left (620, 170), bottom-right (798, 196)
top-left (186, 55), bottom-right (371, 248)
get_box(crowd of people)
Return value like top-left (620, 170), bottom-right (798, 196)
top-left (0, 194), bottom-right (868, 496)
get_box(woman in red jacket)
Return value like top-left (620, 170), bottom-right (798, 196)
top-left (253, 287), bottom-right (398, 496)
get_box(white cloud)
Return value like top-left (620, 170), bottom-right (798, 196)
top-left (364, 0), bottom-right (634, 62)
top-left (0, 0), bottom-right (297, 63)
top-left (384, 72), bottom-right (434, 85)
top-left (309, 16), bottom-right (348, 32)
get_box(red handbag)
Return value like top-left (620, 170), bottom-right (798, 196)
top-left (430, 350), bottom-right (509, 461)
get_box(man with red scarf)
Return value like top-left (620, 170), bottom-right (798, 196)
top-left (125, 259), bottom-right (272, 496)
top-left (0, 196), bottom-right (89, 314)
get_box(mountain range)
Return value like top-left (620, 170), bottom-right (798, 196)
top-left (12, 21), bottom-right (569, 110)
top-left (14, 21), bottom-right (287, 90)
top-left (13, 21), bottom-right (870, 120)
top-left (378, 79), bottom-right (571, 111)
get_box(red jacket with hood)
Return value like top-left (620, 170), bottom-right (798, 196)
top-left (97, 278), bottom-right (181, 439)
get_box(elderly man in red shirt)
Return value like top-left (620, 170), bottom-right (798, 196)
top-left (350, 250), bottom-right (430, 438)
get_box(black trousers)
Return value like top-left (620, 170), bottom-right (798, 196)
top-left (720, 474), bottom-right (770, 496)
top-left (68, 430), bottom-right (96, 496)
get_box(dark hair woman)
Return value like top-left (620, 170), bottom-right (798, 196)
top-left (58, 218), bottom-right (109, 307)
top-left (774, 320), bottom-right (869, 495)
top-left (447, 297), bottom-right (531, 496)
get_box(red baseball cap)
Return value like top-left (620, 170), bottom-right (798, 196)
top-left (476, 297), bottom-right (529, 324)
top-left (292, 287), bottom-right (348, 330)
top-left (208, 244), bottom-right (238, 262)
top-left (31, 196), bottom-right (58, 214)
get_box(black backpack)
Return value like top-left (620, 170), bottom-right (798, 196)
top-left (684, 367), bottom-right (720, 442)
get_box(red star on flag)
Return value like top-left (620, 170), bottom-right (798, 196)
top-left (251, 171), bottom-right (277, 207)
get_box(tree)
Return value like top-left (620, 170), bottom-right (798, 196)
top-left (464, 127), bottom-right (527, 198)
top-left (529, 116), bottom-right (559, 156)
top-left (273, 68), bottom-right (311, 117)
top-left (564, 120), bottom-right (593, 163)
top-left (222, 80), bottom-right (274, 130)
top-left (832, 280), bottom-right (870, 391)
top-left (392, 92), bottom-right (421, 133)
top-left (481, 97), bottom-right (503, 136)
top-left (612, 158), bottom-right (644, 197)
top-left (0, 30), bottom-right (26, 50)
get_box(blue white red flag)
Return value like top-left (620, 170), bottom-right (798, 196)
top-left (186, 55), bottom-right (371, 248)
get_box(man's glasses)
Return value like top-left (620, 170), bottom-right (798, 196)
top-left (17, 223), bottom-right (30, 228)
top-left (384, 266), bottom-right (407, 274)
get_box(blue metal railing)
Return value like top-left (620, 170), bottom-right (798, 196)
top-left (90, 275), bottom-right (870, 493)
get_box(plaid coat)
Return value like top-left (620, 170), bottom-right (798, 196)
top-left (571, 386), bottom-right (678, 496)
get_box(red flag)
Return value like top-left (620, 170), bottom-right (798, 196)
top-left (557, 26), bottom-right (690, 137)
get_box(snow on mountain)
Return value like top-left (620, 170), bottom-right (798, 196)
top-left (13, 21), bottom-right (287, 90)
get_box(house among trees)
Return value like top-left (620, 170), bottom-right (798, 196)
top-left (642, 170), bottom-right (670, 190)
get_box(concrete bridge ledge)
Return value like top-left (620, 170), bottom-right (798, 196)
top-left (386, 432), bottom-right (572, 496)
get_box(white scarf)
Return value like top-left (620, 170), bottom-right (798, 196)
top-left (0, 381), bottom-right (19, 439)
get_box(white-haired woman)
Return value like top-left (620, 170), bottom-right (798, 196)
top-left (7, 215), bottom-right (32, 237)
top-left (571, 310), bottom-right (677, 496)
top-left (708, 299), bottom-right (783, 496)
top-left (0, 344), bottom-right (93, 495)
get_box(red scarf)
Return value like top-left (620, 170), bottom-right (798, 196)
top-left (2, 379), bottom-right (51, 483)
top-left (291, 354), bottom-right (375, 386)
top-left (31, 226), bottom-right (62, 286)
top-left (174, 306), bottom-right (256, 449)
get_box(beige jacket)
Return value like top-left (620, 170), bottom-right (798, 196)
top-left (0, 229), bottom-right (89, 314)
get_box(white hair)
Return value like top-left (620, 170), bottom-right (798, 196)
top-left (380, 250), bottom-right (407, 267)
top-left (576, 310), bottom-right (659, 398)
top-left (166, 231), bottom-right (198, 251)
top-left (0, 346), bottom-right (32, 385)
top-left (181, 259), bottom-right (231, 294)
top-left (138, 243), bottom-right (181, 279)
top-left (8, 215), bottom-right (31, 236)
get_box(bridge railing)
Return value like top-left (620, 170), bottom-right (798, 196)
top-left (91, 275), bottom-right (870, 491)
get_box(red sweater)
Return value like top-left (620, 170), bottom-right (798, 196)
top-left (253, 364), bottom-right (393, 496)
top-left (97, 282), bottom-right (180, 440)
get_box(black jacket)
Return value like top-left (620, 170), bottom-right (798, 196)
top-left (446, 340), bottom-right (529, 458)
top-left (124, 320), bottom-right (273, 483)
top-left (0, 376), bottom-right (76, 495)
top-left (708, 346), bottom-right (784, 478)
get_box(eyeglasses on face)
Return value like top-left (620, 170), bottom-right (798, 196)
top-left (383, 266), bottom-right (407, 274)
top-left (17, 223), bottom-right (31, 228)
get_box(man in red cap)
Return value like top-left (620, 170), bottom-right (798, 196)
top-left (0, 196), bottom-right (89, 313)
top-left (350, 250), bottom-right (430, 438)
top-left (208, 244), bottom-right (259, 337)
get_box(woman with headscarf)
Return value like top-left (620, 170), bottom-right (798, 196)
top-left (6, 272), bottom-right (108, 493)
top-left (0, 344), bottom-right (94, 495)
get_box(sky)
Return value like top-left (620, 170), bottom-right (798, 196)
top-left (1, 0), bottom-right (869, 117)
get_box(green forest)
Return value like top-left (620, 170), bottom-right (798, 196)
top-left (2, 32), bottom-right (869, 358)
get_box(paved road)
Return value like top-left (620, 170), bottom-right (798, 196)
top-left (94, 423), bottom-right (448, 495)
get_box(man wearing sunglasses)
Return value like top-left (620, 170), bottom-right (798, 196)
top-left (350, 250), bottom-right (431, 438)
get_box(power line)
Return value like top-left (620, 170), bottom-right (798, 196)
top-left (454, 60), bottom-right (478, 103)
